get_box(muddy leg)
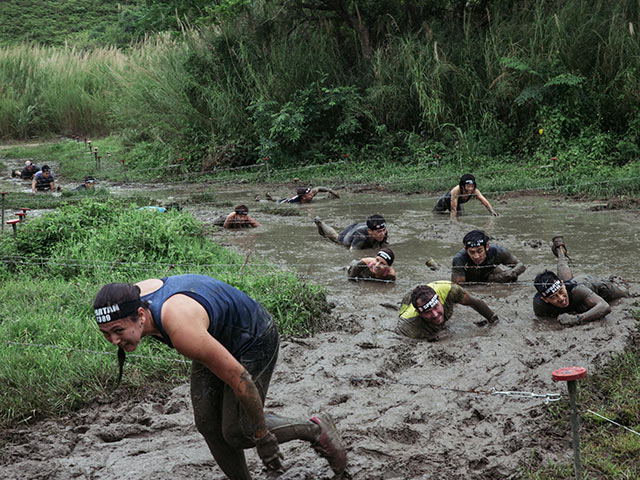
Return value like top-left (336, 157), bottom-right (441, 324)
top-left (556, 249), bottom-right (573, 282)
top-left (190, 361), bottom-right (252, 480)
top-left (266, 413), bottom-right (320, 442)
top-left (314, 217), bottom-right (340, 243)
top-left (599, 276), bottom-right (631, 301)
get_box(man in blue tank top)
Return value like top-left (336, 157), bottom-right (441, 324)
top-left (93, 274), bottom-right (346, 479)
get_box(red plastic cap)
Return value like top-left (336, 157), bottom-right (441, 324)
top-left (552, 366), bottom-right (587, 382)
top-left (6, 219), bottom-right (20, 225)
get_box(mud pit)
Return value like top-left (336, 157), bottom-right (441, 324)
top-left (1, 183), bottom-right (639, 480)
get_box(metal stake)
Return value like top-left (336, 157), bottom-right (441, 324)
top-left (1, 192), bottom-right (6, 232)
top-left (552, 366), bottom-right (587, 480)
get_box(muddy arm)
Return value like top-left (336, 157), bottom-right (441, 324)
top-left (449, 187), bottom-right (460, 220)
top-left (460, 292), bottom-right (498, 323)
top-left (347, 259), bottom-right (369, 278)
top-left (222, 213), bottom-right (236, 229)
top-left (311, 186), bottom-right (340, 198)
top-left (573, 288), bottom-right (611, 324)
top-left (475, 189), bottom-right (498, 216)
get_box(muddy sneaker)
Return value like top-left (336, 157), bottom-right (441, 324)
top-left (265, 192), bottom-right (274, 201)
top-left (551, 235), bottom-right (568, 258)
top-left (310, 413), bottom-right (347, 475)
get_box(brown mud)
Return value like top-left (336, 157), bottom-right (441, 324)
top-left (0, 177), bottom-right (639, 480)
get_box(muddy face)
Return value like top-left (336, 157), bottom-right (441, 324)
top-left (368, 227), bottom-right (387, 243)
top-left (368, 256), bottom-right (389, 277)
top-left (98, 315), bottom-right (144, 352)
top-left (541, 283), bottom-right (570, 308)
top-left (415, 298), bottom-right (445, 325)
top-left (466, 245), bottom-right (488, 265)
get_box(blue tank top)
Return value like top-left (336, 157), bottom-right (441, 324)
top-left (141, 274), bottom-right (273, 357)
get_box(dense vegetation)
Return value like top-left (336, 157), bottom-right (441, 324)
top-left (1, 0), bottom-right (639, 189)
top-left (0, 199), bottom-right (330, 427)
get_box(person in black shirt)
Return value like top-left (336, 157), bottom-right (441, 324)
top-left (314, 214), bottom-right (388, 251)
top-left (533, 236), bottom-right (630, 326)
top-left (451, 230), bottom-right (526, 284)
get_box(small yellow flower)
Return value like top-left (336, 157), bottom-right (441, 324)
top-left (538, 128), bottom-right (544, 135)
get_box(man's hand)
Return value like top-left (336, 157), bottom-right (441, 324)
top-left (558, 313), bottom-right (581, 326)
top-left (489, 265), bottom-right (516, 283)
top-left (255, 431), bottom-right (284, 471)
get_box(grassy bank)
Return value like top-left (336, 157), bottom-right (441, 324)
top-left (2, 138), bottom-right (639, 200)
top-left (523, 310), bottom-right (640, 479)
top-left (0, 199), bottom-right (331, 428)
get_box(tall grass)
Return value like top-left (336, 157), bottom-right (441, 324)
top-left (1, 0), bottom-right (639, 169)
top-left (0, 44), bottom-right (128, 138)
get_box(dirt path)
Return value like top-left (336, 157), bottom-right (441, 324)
top-left (0, 188), bottom-right (638, 480)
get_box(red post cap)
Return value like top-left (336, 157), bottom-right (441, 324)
top-left (552, 366), bottom-right (587, 382)
top-left (7, 219), bottom-right (20, 225)
top-left (1, 192), bottom-right (8, 195)
top-left (19, 208), bottom-right (31, 212)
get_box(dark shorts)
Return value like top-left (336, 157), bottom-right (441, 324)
top-left (190, 320), bottom-right (279, 448)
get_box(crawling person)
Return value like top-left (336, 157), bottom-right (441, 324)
top-left (266, 186), bottom-right (340, 204)
top-left (139, 203), bottom-right (182, 213)
top-left (347, 247), bottom-right (396, 281)
top-left (533, 236), bottom-right (630, 326)
top-left (433, 173), bottom-right (498, 220)
top-left (213, 204), bottom-right (261, 229)
top-left (397, 282), bottom-right (498, 341)
top-left (72, 175), bottom-right (96, 191)
top-left (12, 160), bottom-right (39, 180)
top-left (93, 274), bottom-right (347, 479)
top-left (315, 214), bottom-right (388, 251)
top-left (31, 165), bottom-right (55, 192)
top-left (451, 230), bottom-right (526, 284)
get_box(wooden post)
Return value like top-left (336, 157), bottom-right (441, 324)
top-left (1, 192), bottom-right (6, 232)
top-left (551, 157), bottom-right (558, 189)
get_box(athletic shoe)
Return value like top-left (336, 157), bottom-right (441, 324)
top-left (310, 413), bottom-right (347, 475)
top-left (551, 235), bottom-right (568, 257)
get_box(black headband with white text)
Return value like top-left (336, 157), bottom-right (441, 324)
top-left (95, 299), bottom-right (142, 324)
top-left (540, 280), bottom-right (562, 298)
top-left (416, 294), bottom-right (439, 312)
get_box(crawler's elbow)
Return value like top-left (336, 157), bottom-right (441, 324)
top-left (602, 304), bottom-right (612, 317)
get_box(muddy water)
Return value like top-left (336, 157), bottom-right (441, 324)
top-left (1, 181), bottom-right (639, 480)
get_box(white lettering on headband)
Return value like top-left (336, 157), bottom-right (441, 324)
top-left (465, 239), bottom-right (486, 248)
top-left (465, 179), bottom-right (475, 184)
top-left (416, 294), bottom-right (439, 312)
top-left (377, 251), bottom-right (392, 263)
top-left (371, 222), bottom-right (386, 230)
top-left (541, 280), bottom-right (562, 298)
top-left (94, 299), bottom-right (141, 324)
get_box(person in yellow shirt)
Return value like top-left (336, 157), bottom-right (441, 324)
top-left (396, 281), bottom-right (498, 341)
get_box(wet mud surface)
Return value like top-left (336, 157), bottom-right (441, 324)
top-left (1, 174), bottom-right (639, 479)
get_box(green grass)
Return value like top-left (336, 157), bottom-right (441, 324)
top-left (522, 310), bottom-right (640, 479)
top-left (0, 199), bottom-right (331, 428)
